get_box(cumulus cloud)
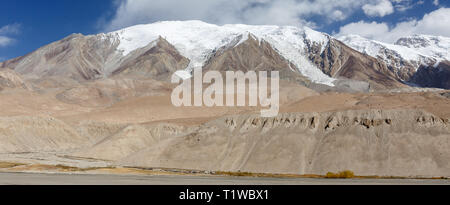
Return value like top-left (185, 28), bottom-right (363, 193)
top-left (0, 23), bottom-right (21, 47)
top-left (103, 0), bottom-right (444, 41)
top-left (104, 0), bottom-right (374, 31)
top-left (336, 7), bottom-right (450, 43)
top-left (336, 21), bottom-right (390, 40)
top-left (362, 0), bottom-right (394, 17)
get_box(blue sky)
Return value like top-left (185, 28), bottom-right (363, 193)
top-left (0, 0), bottom-right (116, 60)
top-left (1, 0), bottom-right (449, 60)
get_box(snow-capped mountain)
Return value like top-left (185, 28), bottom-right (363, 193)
top-left (396, 35), bottom-right (450, 60)
top-left (0, 20), bottom-right (448, 90)
top-left (338, 34), bottom-right (450, 84)
top-left (109, 20), bottom-right (335, 86)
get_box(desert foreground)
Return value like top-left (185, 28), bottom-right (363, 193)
top-left (0, 72), bottom-right (449, 179)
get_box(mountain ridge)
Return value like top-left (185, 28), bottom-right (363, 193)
top-left (0, 20), bottom-right (449, 90)
top-left (339, 34), bottom-right (450, 88)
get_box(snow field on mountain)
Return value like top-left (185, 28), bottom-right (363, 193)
top-left (110, 20), bottom-right (336, 86)
top-left (339, 34), bottom-right (450, 69)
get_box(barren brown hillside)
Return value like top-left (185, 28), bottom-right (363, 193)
top-left (0, 74), bottom-right (448, 177)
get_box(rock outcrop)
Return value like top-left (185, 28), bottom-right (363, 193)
top-left (114, 109), bottom-right (450, 177)
top-left (410, 61), bottom-right (450, 89)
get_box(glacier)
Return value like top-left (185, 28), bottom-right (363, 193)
top-left (107, 20), bottom-right (336, 86)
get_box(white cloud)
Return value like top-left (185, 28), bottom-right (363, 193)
top-left (0, 24), bottom-right (20, 47)
top-left (393, 0), bottom-right (424, 12)
top-left (103, 0), bottom-right (445, 37)
top-left (0, 23), bottom-right (21, 35)
top-left (0, 36), bottom-right (14, 47)
top-left (433, 0), bottom-right (439, 6)
top-left (336, 21), bottom-right (390, 40)
top-left (104, 0), bottom-right (373, 31)
top-left (331, 10), bottom-right (347, 21)
top-left (362, 0), bottom-right (394, 17)
top-left (336, 7), bottom-right (450, 43)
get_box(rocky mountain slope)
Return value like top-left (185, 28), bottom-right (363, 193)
top-left (306, 37), bottom-right (405, 89)
top-left (112, 37), bottom-right (190, 81)
top-left (0, 69), bottom-right (30, 91)
top-left (0, 34), bottom-right (120, 81)
top-left (1, 20), bottom-right (436, 91)
top-left (202, 34), bottom-right (311, 85)
top-left (339, 34), bottom-right (450, 89)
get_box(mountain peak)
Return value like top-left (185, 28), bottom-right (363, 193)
top-left (107, 20), bottom-right (335, 86)
top-left (394, 34), bottom-right (450, 60)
